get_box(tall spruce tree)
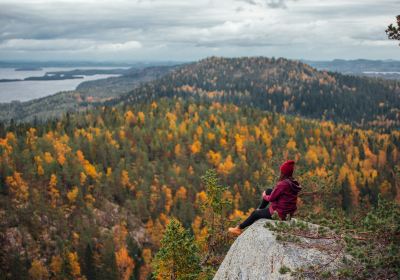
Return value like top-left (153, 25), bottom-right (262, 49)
top-left (152, 218), bottom-right (201, 280)
top-left (198, 169), bottom-right (233, 275)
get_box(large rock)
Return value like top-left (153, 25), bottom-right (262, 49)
top-left (213, 219), bottom-right (342, 280)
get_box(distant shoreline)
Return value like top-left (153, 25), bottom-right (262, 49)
top-left (0, 79), bottom-right (21, 83)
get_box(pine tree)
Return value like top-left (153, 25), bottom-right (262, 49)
top-left (386, 15), bottom-right (400, 43)
top-left (199, 169), bottom-right (233, 273)
top-left (152, 218), bottom-right (201, 280)
top-left (83, 244), bottom-right (96, 280)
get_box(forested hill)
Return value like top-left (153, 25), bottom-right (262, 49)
top-left (115, 56), bottom-right (400, 131)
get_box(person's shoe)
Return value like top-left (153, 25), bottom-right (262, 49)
top-left (228, 226), bottom-right (242, 236)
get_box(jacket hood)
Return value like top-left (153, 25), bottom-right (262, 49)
top-left (286, 178), bottom-right (302, 194)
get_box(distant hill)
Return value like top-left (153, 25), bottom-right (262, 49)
top-left (76, 65), bottom-right (179, 99)
top-left (2, 57), bottom-right (399, 131)
top-left (305, 59), bottom-right (400, 73)
top-left (116, 57), bottom-right (400, 131)
top-left (306, 59), bottom-right (400, 80)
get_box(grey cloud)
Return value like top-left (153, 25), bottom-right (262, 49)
top-left (238, 0), bottom-right (258, 5)
top-left (266, 0), bottom-right (287, 9)
top-left (0, 0), bottom-right (398, 61)
top-left (0, 2), bottom-right (223, 42)
top-left (237, 0), bottom-right (293, 8)
top-left (195, 39), bottom-right (290, 48)
top-left (297, 2), bottom-right (399, 18)
top-left (351, 27), bottom-right (388, 41)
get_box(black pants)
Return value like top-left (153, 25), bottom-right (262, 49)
top-left (239, 188), bottom-right (273, 229)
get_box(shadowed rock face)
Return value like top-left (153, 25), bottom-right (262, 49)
top-left (213, 219), bottom-right (342, 280)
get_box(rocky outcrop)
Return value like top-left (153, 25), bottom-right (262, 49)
top-left (214, 219), bottom-right (343, 280)
top-left (91, 200), bottom-right (149, 245)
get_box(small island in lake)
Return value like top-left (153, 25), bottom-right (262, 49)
top-left (24, 74), bottom-right (84, 81)
top-left (15, 67), bottom-right (43, 71)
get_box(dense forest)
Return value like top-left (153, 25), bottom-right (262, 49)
top-left (114, 57), bottom-right (400, 132)
top-left (0, 95), bottom-right (399, 279)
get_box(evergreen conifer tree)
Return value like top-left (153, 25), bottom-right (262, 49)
top-left (152, 218), bottom-right (201, 280)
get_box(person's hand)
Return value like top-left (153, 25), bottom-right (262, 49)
top-left (262, 191), bottom-right (269, 202)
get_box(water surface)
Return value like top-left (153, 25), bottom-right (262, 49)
top-left (0, 67), bottom-right (125, 103)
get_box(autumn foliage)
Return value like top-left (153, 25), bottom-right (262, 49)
top-left (0, 98), bottom-right (399, 279)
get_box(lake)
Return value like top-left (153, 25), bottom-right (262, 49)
top-left (0, 67), bottom-right (126, 103)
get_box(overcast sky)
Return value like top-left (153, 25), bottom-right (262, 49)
top-left (0, 0), bottom-right (399, 62)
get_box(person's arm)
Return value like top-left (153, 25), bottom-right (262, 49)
top-left (263, 181), bottom-right (286, 202)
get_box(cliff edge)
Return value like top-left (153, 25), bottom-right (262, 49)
top-left (213, 219), bottom-right (342, 280)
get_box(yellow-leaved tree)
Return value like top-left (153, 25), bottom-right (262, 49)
top-left (67, 251), bottom-right (84, 279)
top-left (115, 247), bottom-right (135, 280)
top-left (6, 172), bottom-right (29, 208)
top-left (113, 223), bottom-right (135, 280)
top-left (28, 260), bottom-right (49, 280)
top-left (48, 174), bottom-right (60, 208)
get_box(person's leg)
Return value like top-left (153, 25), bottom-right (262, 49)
top-left (257, 188), bottom-right (273, 209)
top-left (228, 189), bottom-right (273, 235)
top-left (239, 207), bottom-right (272, 229)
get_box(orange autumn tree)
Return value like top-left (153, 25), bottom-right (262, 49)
top-left (49, 255), bottom-right (63, 277)
top-left (162, 185), bottom-right (173, 214)
top-left (190, 139), bottom-right (202, 154)
top-left (113, 223), bottom-right (135, 280)
top-left (115, 247), bottom-right (135, 280)
top-left (217, 155), bottom-right (235, 175)
top-left (28, 260), bottom-right (49, 280)
top-left (6, 172), bottom-right (29, 208)
top-left (48, 174), bottom-right (60, 208)
top-left (67, 251), bottom-right (84, 280)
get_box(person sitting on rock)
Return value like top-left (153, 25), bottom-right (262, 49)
top-left (228, 160), bottom-right (302, 235)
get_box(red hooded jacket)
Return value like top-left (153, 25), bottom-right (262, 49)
top-left (263, 178), bottom-right (301, 220)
